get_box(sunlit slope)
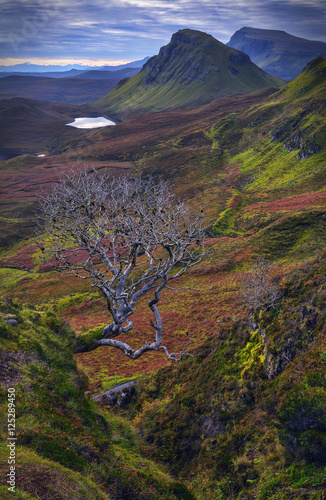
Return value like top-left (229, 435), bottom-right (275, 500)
top-left (95, 29), bottom-right (283, 117)
top-left (205, 55), bottom-right (326, 192)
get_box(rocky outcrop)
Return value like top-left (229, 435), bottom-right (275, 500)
top-left (249, 300), bottom-right (321, 380)
top-left (228, 52), bottom-right (251, 65)
top-left (296, 141), bottom-right (321, 159)
top-left (94, 380), bottom-right (137, 408)
top-left (269, 106), bottom-right (321, 159)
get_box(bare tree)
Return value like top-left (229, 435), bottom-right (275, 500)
top-left (240, 256), bottom-right (282, 312)
top-left (38, 168), bottom-right (205, 361)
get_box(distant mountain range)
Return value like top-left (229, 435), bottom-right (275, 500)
top-left (95, 29), bottom-right (283, 117)
top-left (1, 28), bottom-right (325, 111)
top-left (100, 58), bottom-right (150, 70)
top-left (227, 27), bottom-right (326, 80)
top-left (0, 62), bottom-right (95, 73)
top-left (0, 57), bottom-right (150, 79)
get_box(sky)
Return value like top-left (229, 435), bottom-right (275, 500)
top-left (0, 0), bottom-right (325, 67)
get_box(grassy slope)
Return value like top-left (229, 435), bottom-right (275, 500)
top-left (122, 253), bottom-right (326, 499)
top-left (95, 29), bottom-right (283, 117)
top-left (0, 300), bottom-right (194, 499)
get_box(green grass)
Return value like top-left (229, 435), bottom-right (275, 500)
top-left (0, 268), bottom-right (30, 287)
top-left (119, 253), bottom-right (326, 499)
top-left (0, 300), bottom-right (195, 499)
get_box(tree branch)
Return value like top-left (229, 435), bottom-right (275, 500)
top-left (38, 167), bottom-right (206, 361)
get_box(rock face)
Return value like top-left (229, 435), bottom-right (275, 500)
top-left (268, 64), bottom-right (325, 160)
top-left (270, 115), bottom-right (321, 160)
top-left (96, 29), bottom-right (283, 116)
top-left (227, 27), bottom-right (326, 80)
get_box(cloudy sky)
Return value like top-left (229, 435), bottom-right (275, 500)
top-left (0, 0), bottom-right (325, 67)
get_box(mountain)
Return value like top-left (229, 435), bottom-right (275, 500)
top-left (227, 27), bottom-right (326, 80)
top-left (0, 62), bottom-right (95, 72)
top-left (0, 69), bottom-right (91, 79)
top-left (95, 29), bottom-right (283, 117)
top-left (0, 58), bottom-right (150, 78)
top-left (0, 67), bottom-right (141, 80)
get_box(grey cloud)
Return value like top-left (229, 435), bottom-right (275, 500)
top-left (0, 0), bottom-right (325, 62)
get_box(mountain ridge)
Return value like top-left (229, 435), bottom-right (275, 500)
top-left (95, 29), bottom-right (283, 117)
top-left (0, 57), bottom-right (150, 76)
top-left (227, 27), bottom-right (326, 80)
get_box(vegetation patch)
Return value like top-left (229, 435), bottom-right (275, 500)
top-left (0, 300), bottom-right (194, 499)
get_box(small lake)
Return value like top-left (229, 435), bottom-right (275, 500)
top-left (66, 117), bottom-right (116, 129)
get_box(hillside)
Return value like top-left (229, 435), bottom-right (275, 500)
top-left (0, 54), bottom-right (325, 499)
top-left (0, 300), bottom-right (193, 499)
top-left (121, 252), bottom-right (326, 499)
top-left (227, 27), bottom-right (326, 80)
top-left (95, 29), bottom-right (283, 117)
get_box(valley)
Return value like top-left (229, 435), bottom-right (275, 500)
top-left (0, 26), bottom-right (326, 500)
